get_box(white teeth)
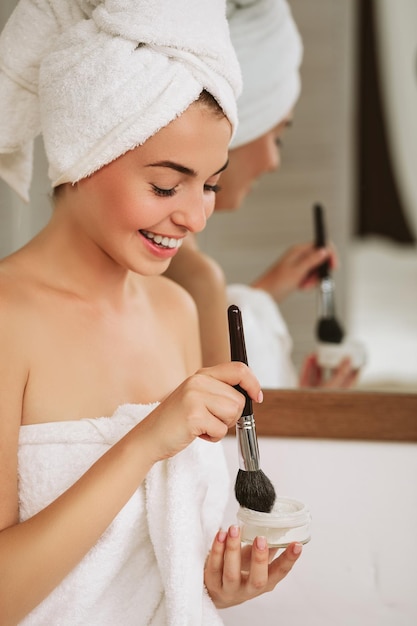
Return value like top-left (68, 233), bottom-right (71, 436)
top-left (141, 230), bottom-right (183, 249)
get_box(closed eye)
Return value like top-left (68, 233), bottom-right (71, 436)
top-left (152, 185), bottom-right (176, 197)
top-left (204, 184), bottom-right (221, 193)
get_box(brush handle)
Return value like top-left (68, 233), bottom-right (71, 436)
top-left (227, 304), bottom-right (259, 471)
top-left (227, 304), bottom-right (253, 417)
top-left (313, 203), bottom-right (330, 279)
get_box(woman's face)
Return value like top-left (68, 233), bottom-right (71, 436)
top-left (215, 112), bottom-right (293, 211)
top-left (63, 100), bottom-right (231, 275)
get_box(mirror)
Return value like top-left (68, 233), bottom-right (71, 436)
top-left (197, 0), bottom-right (417, 393)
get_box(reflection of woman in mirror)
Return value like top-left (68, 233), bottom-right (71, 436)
top-left (0, 1), bottom-right (302, 623)
top-left (165, 0), bottom-right (359, 390)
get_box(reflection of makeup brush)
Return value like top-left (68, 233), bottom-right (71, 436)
top-left (313, 203), bottom-right (345, 344)
top-left (227, 304), bottom-right (276, 513)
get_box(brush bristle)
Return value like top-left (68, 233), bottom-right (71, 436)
top-left (234, 469), bottom-right (276, 513)
top-left (316, 317), bottom-right (345, 344)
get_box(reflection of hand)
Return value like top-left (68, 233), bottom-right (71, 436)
top-left (204, 525), bottom-right (302, 609)
top-left (251, 242), bottom-right (338, 303)
top-left (142, 362), bottom-right (263, 462)
top-left (299, 353), bottom-right (359, 389)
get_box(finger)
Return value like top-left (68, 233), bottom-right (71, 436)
top-left (342, 369), bottom-right (360, 389)
top-left (246, 536), bottom-right (271, 593)
top-left (204, 529), bottom-right (227, 590)
top-left (281, 242), bottom-right (315, 264)
top-left (298, 247), bottom-right (332, 286)
top-left (298, 354), bottom-right (321, 387)
top-left (266, 542), bottom-right (303, 590)
top-left (200, 361), bottom-right (263, 405)
top-left (240, 543), bottom-right (277, 572)
top-left (221, 525), bottom-right (243, 594)
top-left (323, 358), bottom-right (354, 389)
top-left (179, 377), bottom-right (245, 438)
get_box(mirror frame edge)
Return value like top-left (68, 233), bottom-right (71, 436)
top-left (249, 390), bottom-right (417, 442)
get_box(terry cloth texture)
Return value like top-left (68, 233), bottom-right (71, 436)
top-left (0, 0), bottom-right (241, 201)
top-left (18, 402), bottom-right (230, 625)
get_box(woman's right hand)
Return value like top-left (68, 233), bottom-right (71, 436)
top-left (251, 242), bottom-right (337, 303)
top-left (140, 362), bottom-right (263, 462)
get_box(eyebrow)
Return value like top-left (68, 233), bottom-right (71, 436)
top-left (146, 159), bottom-right (229, 177)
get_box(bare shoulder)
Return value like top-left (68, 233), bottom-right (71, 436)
top-left (145, 273), bottom-right (199, 320)
top-left (0, 255), bottom-right (32, 326)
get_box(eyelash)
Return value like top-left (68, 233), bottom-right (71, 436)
top-left (205, 184), bottom-right (221, 193)
top-left (152, 184), bottom-right (221, 197)
top-left (152, 185), bottom-right (176, 197)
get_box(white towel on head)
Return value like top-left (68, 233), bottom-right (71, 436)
top-left (0, 0), bottom-right (241, 201)
top-left (227, 0), bottom-right (303, 149)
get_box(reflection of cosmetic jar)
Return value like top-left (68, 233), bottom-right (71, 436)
top-left (237, 496), bottom-right (312, 548)
top-left (317, 338), bottom-right (366, 370)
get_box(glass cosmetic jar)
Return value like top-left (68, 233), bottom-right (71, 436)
top-left (237, 496), bottom-right (311, 548)
top-left (316, 338), bottom-right (366, 370)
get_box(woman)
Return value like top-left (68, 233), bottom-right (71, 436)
top-left (0, 1), bottom-right (301, 624)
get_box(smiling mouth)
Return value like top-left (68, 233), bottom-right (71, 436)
top-left (140, 230), bottom-right (183, 250)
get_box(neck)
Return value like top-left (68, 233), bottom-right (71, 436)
top-left (18, 210), bottom-right (138, 307)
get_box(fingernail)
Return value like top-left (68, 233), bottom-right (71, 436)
top-left (292, 542), bottom-right (303, 555)
top-left (256, 536), bottom-right (267, 550)
top-left (217, 530), bottom-right (227, 543)
top-left (257, 390), bottom-right (264, 403)
top-left (229, 525), bottom-right (240, 539)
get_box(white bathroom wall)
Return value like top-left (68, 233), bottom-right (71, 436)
top-left (0, 0), bottom-right (51, 258)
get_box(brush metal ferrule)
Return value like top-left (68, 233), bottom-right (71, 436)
top-left (236, 414), bottom-right (260, 471)
top-left (318, 277), bottom-right (336, 318)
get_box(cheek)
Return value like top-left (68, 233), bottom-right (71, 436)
top-left (205, 196), bottom-right (217, 220)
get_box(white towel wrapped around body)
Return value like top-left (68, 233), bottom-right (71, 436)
top-left (0, 0), bottom-right (241, 201)
top-left (18, 403), bottom-right (229, 625)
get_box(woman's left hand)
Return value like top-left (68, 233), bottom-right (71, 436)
top-left (204, 525), bottom-right (302, 608)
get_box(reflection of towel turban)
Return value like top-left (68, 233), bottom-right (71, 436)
top-left (227, 0), bottom-right (303, 149)
top-left (0, 0), bottom-right (242, 201)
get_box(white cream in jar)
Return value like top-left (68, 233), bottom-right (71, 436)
top-left (237, 496), bottom-right (311, 548)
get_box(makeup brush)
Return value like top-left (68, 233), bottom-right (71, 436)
top-left (227, 304), bottom-right (276, 513)
top-left (313, 203), bottom-right (345, 344)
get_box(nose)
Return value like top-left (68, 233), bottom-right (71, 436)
top-left (262, 137), bottom-right (280, 173)
top-left (254, 133), bottom-right (281, 177)
top-left (171, 191), bottom-right (214, 234)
